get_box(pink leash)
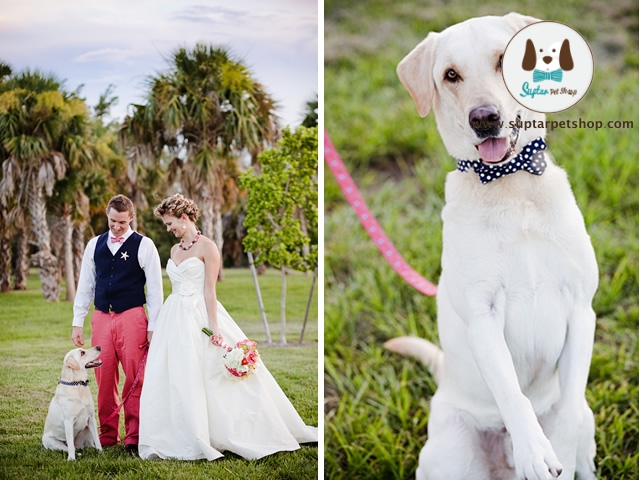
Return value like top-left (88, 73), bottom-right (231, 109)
top-left (99, 342), bottom-right (149, 432)
top-left (324, 130), bottom-right (437, 297)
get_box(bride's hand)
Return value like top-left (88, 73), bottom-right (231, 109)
top-left (210, 332), bottom-right (223, 346)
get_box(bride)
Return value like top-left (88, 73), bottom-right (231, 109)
top-left (139, 193), bottom-right (318, 460)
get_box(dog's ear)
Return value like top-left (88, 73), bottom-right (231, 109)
top-left (65, 356), bottom-right (81, 370)
top-left (522, 39), bottom-right (537, 71)
top-left (559, 39), bottom-right (574, 71)
top-left (397, 32), bottom-right (439, 118)
top-left (502, 12), bottom-right (542, 33)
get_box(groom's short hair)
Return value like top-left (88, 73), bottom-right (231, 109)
top-left (107, 195), bottom-right (135, 216)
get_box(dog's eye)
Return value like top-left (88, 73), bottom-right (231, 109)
top-left (80, 351), bottom-right (85, 356)
top-left (444, 69), bottom-right (460, 82)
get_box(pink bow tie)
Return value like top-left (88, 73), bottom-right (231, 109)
top-left (111, 236), bottom-right (125, 244)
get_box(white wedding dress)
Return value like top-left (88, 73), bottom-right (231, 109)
top-left (139, 257), bottom-right (318, 460)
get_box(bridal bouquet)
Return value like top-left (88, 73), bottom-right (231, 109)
top-left (202, 328), bottom-right (260, 379)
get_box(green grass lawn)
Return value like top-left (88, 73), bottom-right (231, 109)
top-left (0, 267), bottom-right (318, 479)
top-left (324, 1), bottom-right (638, 479)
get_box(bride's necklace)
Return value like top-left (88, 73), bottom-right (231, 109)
top-left (179, 231), bottom-right (201, 250)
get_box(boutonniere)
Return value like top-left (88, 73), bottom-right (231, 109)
top-left (120, 251), bottom-right (129, 261)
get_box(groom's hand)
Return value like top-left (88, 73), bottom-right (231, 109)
top-left (71, 327), bottom-right (84, 347)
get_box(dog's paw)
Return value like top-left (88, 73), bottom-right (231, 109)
top-left (513, 436), bottom-right (563, 480)
top-left (66, 446), bottom-right (77, 461)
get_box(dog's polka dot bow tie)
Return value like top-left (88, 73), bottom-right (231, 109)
top-left (457, 137), bottom-right (547, 184)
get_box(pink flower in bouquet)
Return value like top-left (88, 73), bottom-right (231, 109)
top-left (246, 350), bottom-right (259, 365)
top-left (238, 339), bottom-right (257, 349)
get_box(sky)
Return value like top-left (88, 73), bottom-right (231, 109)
top-left (0, 0), bottom-right (318, 127)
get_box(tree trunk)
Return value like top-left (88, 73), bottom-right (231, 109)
top-left (280, 265), bottom-right (287, 345)
top-left (49, 216), bottom-right (64, 286)
top-left (247, 252), bottom-right (271, 344)
top-left (62, 208), bottom-right (76, 302)
top-left (0, 215), bottom-right (10, 292)
top-left (13, 227), bottom-right (29, 290)
top-left (299, 208), bottom-right (310, 260)
top-left (199, 191), bottom-right (215, 242)
top-left (212, 202), bottom-right (224, 281)
top-left (73, 191), bottom-right (90, 288)
top-left (299, 267), bottom-right (317, 344)
top-left (28, 186), bottom-right (59, 301)
top-left (199, 191), bottom-right (224, 281)
top-left (31, 250), bottom-right (60, 301)
top-left (73, 221), bottom-right (87, 288)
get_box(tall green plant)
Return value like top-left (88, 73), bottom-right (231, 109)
top-left (241, 126), bottom-right (318, 344)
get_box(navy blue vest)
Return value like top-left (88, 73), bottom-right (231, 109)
top-left (94, 232), bottom-right (146, 313)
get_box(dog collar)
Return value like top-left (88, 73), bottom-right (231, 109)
top-left (58, 379), bottom-right (90, 387)
top-left (457, 137), bottom-right (547, 184)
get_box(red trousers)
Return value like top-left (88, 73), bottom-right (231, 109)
top-left (91, 306), bottom-right (148, 447)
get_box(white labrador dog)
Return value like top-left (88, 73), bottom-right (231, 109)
top-left (42, 346), bottom-right (103, 460)
top-left (385, 13), bottom-right (597, 480)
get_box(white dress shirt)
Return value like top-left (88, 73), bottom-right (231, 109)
top-left (72, 228), bottom-right (164, 331)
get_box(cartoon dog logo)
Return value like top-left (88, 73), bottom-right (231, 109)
top-left (522, 39), bottom-right (573, 83)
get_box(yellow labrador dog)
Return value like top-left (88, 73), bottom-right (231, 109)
top-left (42, 347), bottom-right (103, 460)
top-left (385, 13), bottom-right (597, 480)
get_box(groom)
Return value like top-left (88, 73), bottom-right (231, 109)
top-left (71, 194), bottom-right (163, 455)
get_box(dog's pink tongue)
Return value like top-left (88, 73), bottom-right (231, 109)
top-left (477, 137), bottom-right (509, 163)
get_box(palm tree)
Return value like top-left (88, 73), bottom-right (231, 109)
top-left (64, 85), bottom-right (129, 292)
top-left (0, 62), bottom-right (11, 81)
top-left (301, 94), bottom-right (318, 128)
top-left (0, 68), bottom-right (10, 291)
top-left (51, 173), bottom-right (92, 301)
top-left (0, 61), bottom-right (27, 292)
top-left (0, 70), bottom-right (92, 301)
top-left (123, 45), bottom-right (279, 276)
top-left (119, 101), bottom-right (165, 234)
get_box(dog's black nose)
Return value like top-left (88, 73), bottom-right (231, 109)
top-left (469, 105), bottom-right (501, 138)
top-left (95, 346), bottom-right (101, 351)
top-left (543, 56), bottom-right (552, 64)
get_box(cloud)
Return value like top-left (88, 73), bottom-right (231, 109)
top-left (170, 4), bottom-right (316, 47)
top-left (74, 48), bottom-right (140, 64)
top-left (172, 5), bottom-right (242, 24)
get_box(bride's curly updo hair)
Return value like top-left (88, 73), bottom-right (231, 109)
top-left (154, 193), bottom-right (200, 222)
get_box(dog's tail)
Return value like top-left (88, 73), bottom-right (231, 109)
top-left (384, 336), bottom-right (445, 385)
